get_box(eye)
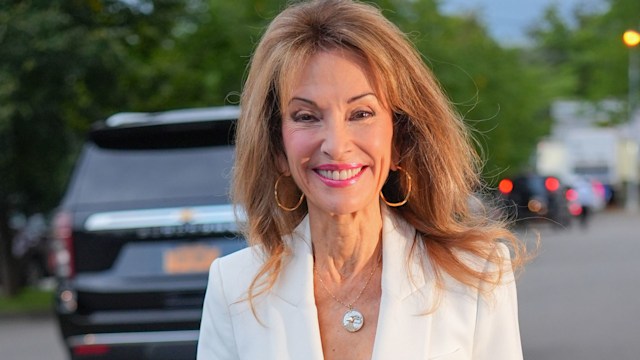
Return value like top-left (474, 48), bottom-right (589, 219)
top-left (350, 110), bottom-right (374, 121)
top-left (292, 111), bottom-right (318, 123)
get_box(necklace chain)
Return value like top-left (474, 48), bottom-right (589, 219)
top-left (314, 252), bottom-right (381, 310)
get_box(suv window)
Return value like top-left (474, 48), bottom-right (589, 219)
top-left (72, 145), bottom-right (234, 205)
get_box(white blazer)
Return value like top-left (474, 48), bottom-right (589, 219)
top-left (197, 209), bottom-right (523, 360)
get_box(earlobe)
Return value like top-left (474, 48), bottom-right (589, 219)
top-left (276, 154), bottom-right (290, 176)
top-left (390, 146), bottom-right (400, 170)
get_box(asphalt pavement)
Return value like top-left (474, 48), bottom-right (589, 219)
top-left (0, 209), bottom-right (638, 360)
top-left (518, 209), bottom-right (640, 359)
top-left (0, 312), bottom-right (66, 360)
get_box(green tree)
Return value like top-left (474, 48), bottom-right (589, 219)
top-left (530, 0), bottom-right (640, 104)
top-left (122, 0), bottom-right (284, 110)
top-left (0, 0), bottom-right (188, 295)
top-left (379, 0), bottom-right (552, 179)
top-left (1, 0), bottom-right (81, 295)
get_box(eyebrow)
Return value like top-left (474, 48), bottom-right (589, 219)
top-left (289, 92), bottom-right (378, 106)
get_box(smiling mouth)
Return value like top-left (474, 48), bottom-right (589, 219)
top-left (316, 167), bottom-right (364, 181)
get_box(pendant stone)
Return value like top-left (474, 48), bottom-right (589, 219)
top-left (342, 309), bottom-right (364, 332)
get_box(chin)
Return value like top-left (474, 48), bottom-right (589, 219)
top-left (313, 198), bottom-right (378, 217)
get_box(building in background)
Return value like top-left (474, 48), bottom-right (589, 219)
top-left (536, 99), bottom-right (639, 207)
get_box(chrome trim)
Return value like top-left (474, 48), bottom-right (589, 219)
top-left (85, 204), bottom-right (241, 231)
top-left (106, 106), bottom-right (240, 127)
top-left (67, 330), bottom-right (199, 347)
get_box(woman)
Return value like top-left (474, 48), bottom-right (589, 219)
top-left (198, 0), bottom-right (526, 359)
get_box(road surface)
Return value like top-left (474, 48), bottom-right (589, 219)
top-left (0, 312), bottom-right (66, 360)
top-left (519, 209), bottom-right (640, 359)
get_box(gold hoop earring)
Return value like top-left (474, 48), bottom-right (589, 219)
top-left (380, 166), bottom-right (412, 207)
top-left (274, 175), bottom-right (305, 211)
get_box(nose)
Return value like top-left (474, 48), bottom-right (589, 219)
top-left (320, 116), bottom-right (351, 159)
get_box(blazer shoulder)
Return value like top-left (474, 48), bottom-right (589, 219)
top-left (211, 245), bottom-right (265, 304)
top-left (452, 241), bottom-right (512, 272)
top-left (217, 245), bottom-right (264, 271)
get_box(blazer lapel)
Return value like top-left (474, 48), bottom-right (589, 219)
top-left (372, 208), bottom-right (436, 359)
top-left (269, 216), bottom-right (325, 360)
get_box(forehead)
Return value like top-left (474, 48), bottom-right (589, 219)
top-left (296, 51), bottom-right (371, 89)
top-left (279, 49), bottom-right (384, 105)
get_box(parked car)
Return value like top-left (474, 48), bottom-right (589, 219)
top-left (10, 212), bottom-right (51, 286)
top-left (49, 106), bottom-right (246, 360)
top-left (497, 174), bottom-right (572, 228)
top-left (564, 175), bottom-right (607, 226)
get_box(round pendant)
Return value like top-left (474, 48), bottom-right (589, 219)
top-left (342, 309), bottom-right (364, 332)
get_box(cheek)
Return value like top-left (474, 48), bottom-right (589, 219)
top-left (281, 123), bottom-right (296, 156)
top-left (281, 126), bottom-right (313, 164)
top-left (368, 121), bottom-right (394, 160)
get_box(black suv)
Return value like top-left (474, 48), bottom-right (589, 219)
top-left (497, 173), bottom-right (572, 228)
top-left (50, 107), bottom-right (246, 359)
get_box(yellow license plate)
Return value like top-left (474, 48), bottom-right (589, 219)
top-left (163, 244), bottom-right (220, 274)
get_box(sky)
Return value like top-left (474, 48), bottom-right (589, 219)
top-left (440, 0), bottom-right (605, 45)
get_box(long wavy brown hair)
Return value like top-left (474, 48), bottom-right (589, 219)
top-left (232, 0), bottom-right (528, 306)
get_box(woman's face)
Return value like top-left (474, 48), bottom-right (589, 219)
top-left (280, 50), bottom-right (394, 216)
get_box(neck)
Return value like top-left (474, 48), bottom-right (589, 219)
top-left (309, 205), bottom-right (383, 281)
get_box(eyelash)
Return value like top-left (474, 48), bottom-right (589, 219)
top-left (351, 110), bottom-right (374, 120)
top-left (292, 112), bottom-right (317, 122)
top-left (291, 110), bottom-right (374, 122)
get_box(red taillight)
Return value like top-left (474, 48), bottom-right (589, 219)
top-left (592, 180), bottom-right (606, 199)
top-left (569, 203), bottom-right (583, 216)
top-left (73, 344), bottom-right (110, 356)
top-left (545, 177), bottom-right (560, 192)
top-left (51, 211), bottom-right (75, 278)
top-left (565, 188), bottom-right (579, 202)
top-left (498, 179), bottom-right (513, 194)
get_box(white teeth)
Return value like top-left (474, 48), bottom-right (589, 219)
top-left (318, 167), bottom-right (362, 181)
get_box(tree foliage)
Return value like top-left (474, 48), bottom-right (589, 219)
top-left (530, 0), bottom-right (640, 102)
top-left (0, 0), bottom-right (188, 294)
top-left (0, 0), bottom-right (189, 212)
top-left (375, 0), bottom-right (552, 179)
